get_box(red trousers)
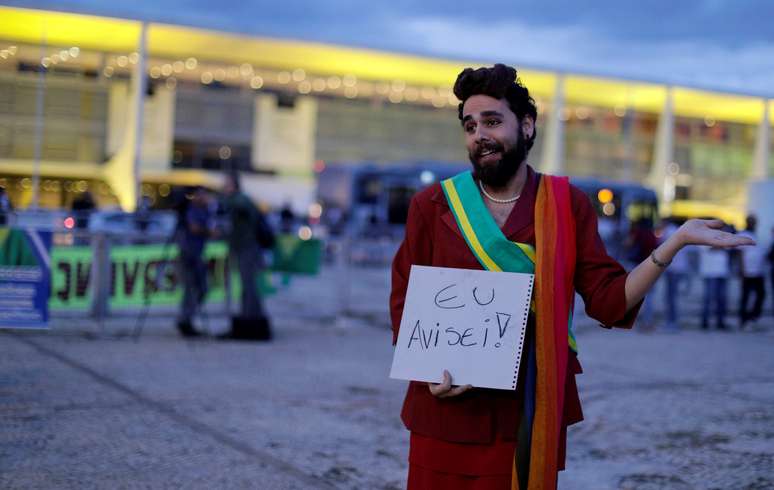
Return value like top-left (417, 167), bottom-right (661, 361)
top-left (407, 432), bottom-right (516, 490)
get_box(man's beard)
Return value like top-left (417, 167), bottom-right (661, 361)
top-left (469, 131), bottom-right (528, 188)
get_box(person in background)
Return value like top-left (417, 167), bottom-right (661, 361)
top-left (176, 187), bottom-right (215, 337)
top-left (135, 195), bottom-right (153, 234)
top-left (660, 217), bottom-right (691, 331)
top-left (767, 226), bottom-right (774, 316)
top-left (219, 172), bottom-right (274, 340)
top-left (738, 215), bottom-right (766, 329)
top-left (279, 200), bottom-right (295, 234)
top-left (0, 186), bottom-right (12, 226)
top-left (624, 217), bottom-right (658, 329)
top-left (699, 223), bottom-right (732, 330)
top-left (71, 191), bottom-right (95, 231)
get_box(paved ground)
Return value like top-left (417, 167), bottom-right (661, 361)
top-left (1, 265), bottom-right (773, 489)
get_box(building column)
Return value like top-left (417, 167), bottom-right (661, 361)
top-left (104, 22), bottom-right (147, 211)
top-left (130, 22), bottom-right (148, 210)
top-left (752, 99), bottom-right (770, 180)
top-left (540, 74), bottom-right (565, 175)
top-left (647, 86), bottom-right (675, 208)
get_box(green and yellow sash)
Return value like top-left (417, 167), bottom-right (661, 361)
top-left (441, 170), bottom-right (577, 490)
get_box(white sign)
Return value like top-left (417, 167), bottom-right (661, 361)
top-left (390, 265), bottom-right (534, 390)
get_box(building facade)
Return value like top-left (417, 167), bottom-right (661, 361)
top-left (0, 6), bottom-right (772, 223)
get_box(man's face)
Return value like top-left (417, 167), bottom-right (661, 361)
top-left (461, 94), bottom-right (533, 187)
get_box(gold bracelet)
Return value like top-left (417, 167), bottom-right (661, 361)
top-left (650, 250), bottom-right (671, 268)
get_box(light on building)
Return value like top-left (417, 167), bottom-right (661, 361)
top-left (214, 68), bottom-right (226, 81)
top-left (575, 107), bottom-right (591, 120)
top-left (103, 66), bottom-right (114, 77)
top-left (312, 78), bottom-right (326, 92)
top-left (116, 55), bottom-right (128, 67)
top-left (227, 66), bottom-right (239, 78)
top-left (201, 72), bottom-right (213, 84)
top-left (128, 52), bottom-right (139, 64)
top-left (704, 116), bottom-right (716, 127)
top-left (64, 216), bottom-right (75, 229)
top-left (51, 54), bottom-right (61, 64)
top-left (69, 47), bottom-right (80, 58)
top-left (0, 50), bottom-right (8, 59)
top-left (405, 87), bottom-right (419, 102)
top-left (432, 97), bottom-right (446, 108)
top-left (149, 66), bottom-right (161, 78)
top-left (327, 76), bottom-right (341, 89)
top-left (41, 57), bottom-right (51, 68)
top-left (165, 78), bottom-right (177, 89)
top-left (161, 64), bottom-right (173, 76)
top-left (388, 92), bottom-right (403, 104)
top-left (392, 80), bottom-right (406, 92)
top-left (292, 68), bottom-right (306, 82)
top-left (667, 162), bottom-right (680, 176)
top-left (614, 106), bottom-right (626, 117)
top-left (298, 80), bottom-right (312, 94)
top-left (159, 184), bottom-right (171, 197)
top-left (376, 82), bottom-right (390, 95)
top-left (8, 46), bottom-right (18, 55)
top-left (342, 74), bottom-right (357, 87)
top-left (344, 87), bottom-right (358, 99)
top-left (421, 87), bottom-right (436, 99)
top-left (185, 57), bottom-right (197, 70)
top-left (172, 61), bottom-right (184, 73)
top-left (239, 63), bottom-right (253, 77)
top-left (218, 146), bottom-right (232, 160)
top-left (597, 188), bottom-right (614, 204)
top-left (59, 50), bottom-right (69, 61)
top-left (298, 226), bottom-right (313, 241)
top-left (277, 71), bottom-right (291, 84)
top-left (602, 202), bottom-right (616, 216)
top-left (250, 76), bottom-right (264, 89)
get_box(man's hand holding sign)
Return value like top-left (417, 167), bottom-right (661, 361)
top-left (390, 265), bottom-right (534, 392)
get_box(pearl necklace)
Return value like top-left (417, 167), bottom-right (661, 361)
top-left (478, 180), bottom-right (521, 204)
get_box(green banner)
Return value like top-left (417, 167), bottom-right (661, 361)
top-left (49, 236), bottom-right (321, 311)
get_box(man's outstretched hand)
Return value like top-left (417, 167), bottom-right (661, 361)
top-left (428, 370), bottom-right (473, 398)
top-left (675, 219), bottom-right (755, 248)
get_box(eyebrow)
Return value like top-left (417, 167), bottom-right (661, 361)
top-left (462, 110), bottom-right (505, 123)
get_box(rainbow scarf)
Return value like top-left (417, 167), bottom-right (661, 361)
top-left (441, 171), bottom-right (577, 490)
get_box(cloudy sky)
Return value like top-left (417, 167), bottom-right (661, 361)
top-left (8, 0), bottom-right (774, 96)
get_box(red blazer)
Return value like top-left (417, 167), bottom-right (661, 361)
top-left (390, 166), bottom-right (638, 448)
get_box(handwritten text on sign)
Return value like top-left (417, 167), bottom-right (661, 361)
top-left (389, 265), bottom-right (534, 390)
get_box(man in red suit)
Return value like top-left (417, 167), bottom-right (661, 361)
top-left (390, 64), bottom-right (753, 490)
